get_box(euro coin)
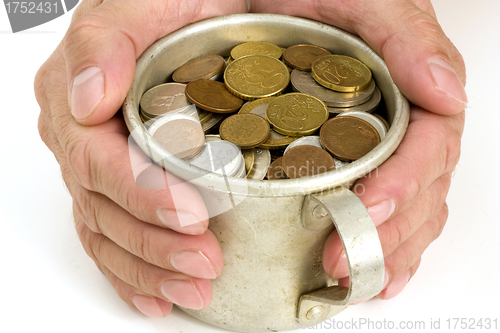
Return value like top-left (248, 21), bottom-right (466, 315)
top-left (238, 97), bottom-right (299, 149)
top-left (283, 44), bottom-right (332, 71)
top-left (291, 69), bottom-right (375, 107)
top-left (312, 55), bottom-right (372, 92)
top-left (267, 157), bottom-right (288, 180)
top-left (224, 55), bottom-right (290, 100)
top-left (219, 113), bottom-right (271, 149)
top-left (185, 79), bottom-right (243, 113)
top-left (282, 145), bottom-right (335, 179)
top-left (266, 92), bottom-right (328, 136)
top-left (230, 41), bottom-right (283, 60)
top-left (320, 116), bottom-right (380, 161)
top-left (172, 54), bottom-right (225, 83)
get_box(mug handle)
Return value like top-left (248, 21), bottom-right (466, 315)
top-left (297, 187), bottom-right (385, 323)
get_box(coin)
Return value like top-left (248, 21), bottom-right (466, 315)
top-left (224, 55), bottom-right (290, 100)
top-left (320, 116), bottom-right (380, 161)
top-left (291, 69), bottom-right (375, 107)
top-left (242, 149), bottom-right (256, 177)
top-left (230, 41), bottom-right (283, 60)
top-left (327, 85), bottom-right (381, 114)
top-left (239, 97), bottom-right (277, 115)
top-left (312, 55), bottom-right (372, 92)
top-left (185, 79), bottom-right (243, 113)
top-left (283, 135), bottom-right (323, 154)
top-left (140, 83), bottom-right (191, 118)
top-left (266, 92), bottom-right (329, 136)
top-left (374, 113), bottom-right (390, 132)
top-left (148, 113), bottom-right (205, 159)
top-left (202, 113), bottom-right (225, 133)
top-left (282, 145), bottom-right (335, 179)
top-left (238, 97), bottom-right (299, 149)
top-left (246, 148), bottom-right (272, 180)
top-left (172, 54), bottom-right (225, 83)
top-left (282, 44), bottom-right (332, 71)
top-left (267, 157), bottom-right (288, 180)
top-left (339, 111), bottom-right (387, 140)
top-left (189, 141), bottom-right (246, 178)
top-left (219, 113), bottom-right (271, 149)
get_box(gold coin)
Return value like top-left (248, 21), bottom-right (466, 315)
top-left (230, 42), bottom-right (283, 60)
top-left (238, 97), bottom-right (277, 115)
top-left (312, 55), bottom-right (372, 92)
top-left (224, 55), bottom-right (290, 100)
top-left (238, 97), bottom-right (300, 149)
top-left (319, 116), bottom-right (380, 161)
top-left (282, 145), bottom-right (335, 179)
top-left (185, 79), bottom-right (243, 113)
top-left (266, 92), bottom-right (329, 136)
top-left (219, 114), bottom-right (271, 149)
top-left (242, 149), bottom-right (256, 178)
top-left (283, 44), bottom-right (332, 71)
top-left (172, 54), bottom-right (225, 83)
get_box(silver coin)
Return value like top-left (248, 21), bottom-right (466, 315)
top-left (202, 113), bottom-right (225, 133)
top-left (284, 136), bottom-right (324, 154)
top-left (338, 110), bottom-right (387, 140)
top-left (140, 83), bottom-right (191, 117)
top-left (188, 141), bottom-right (246, 178)
top-left (246, 148), bottom-right (271, 180)
top-left (328, 86), bottom-right (381, 114)
top-left (290, 69), bottom-right (375, 107)
top-left (204, 134), bottom-right (222, 142)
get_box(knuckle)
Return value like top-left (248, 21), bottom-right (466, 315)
top-left (73, 185), bottom-right (102, 234)
top-left (128, 226), bottom-right (153, 264)
top-left (66, 133), bottom-right (96, 191)
top-left (124, 259), bottom-right (154, 295)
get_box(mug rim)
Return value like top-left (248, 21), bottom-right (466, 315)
top-left (123, 13), bottom-right (410, 197)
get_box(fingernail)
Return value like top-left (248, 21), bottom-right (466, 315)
top-left (332, 252), bottom-right (349, 279)
top-left (367, 199), bottom-right (396, 226)
top-left (383, 270), bottom-right (390, 289)
top-left (132, 295), bottom-right (169, 318)
top-left (428, 57), bottom-right (468, 105)
top-left (161, 280), bottom-right (205, 309)
top-left (157, 209), bottom-right (206, 235)
top-left (377, 269), bottom-right (411, 300)
top-left (170, 251), bottom-right (218, 279)
top-left (71, 66), bottom-right (104, 120)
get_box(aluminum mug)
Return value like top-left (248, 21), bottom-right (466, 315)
top-left (123, 14), bottom-right (410, 332)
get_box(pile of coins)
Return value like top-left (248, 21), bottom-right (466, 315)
top-left (139, 42), bottom-right (389, 180)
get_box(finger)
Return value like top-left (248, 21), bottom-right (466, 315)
top-left (324, 172), bottom-right (450, 279)
top-left (337, 259), bottom-right (421, 303)
top-left (382, 204), bottom-right (448, 285)
top-left (250, 0), bottom-right (467, 115)
top-left (75, 217), bottom-right (174, 318)
top-left (376, 259), bottom-right (421, 300)
top-left (37, 40), bottom-right (209, 235)
top-left (70, 178), bottom-right (222, 279)
top-left (100, 263), bottom-right (174, 318)
top-left (74, 208), bottom-right (213, 310)
top-left (357, 107), bottom-right (464, 225)
top-left (65, 0), bottom-right (248, 124)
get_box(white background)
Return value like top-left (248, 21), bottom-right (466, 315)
top-left (1, 1), bottom-right (499, 332)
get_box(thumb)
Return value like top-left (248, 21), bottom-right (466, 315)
top-left (65, 0), bottom-right (248, 125)
top-left (250, 0), bottom-right (467, 115)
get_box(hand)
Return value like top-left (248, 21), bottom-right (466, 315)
top-left (35, 0), bottom-right (248, 317)
top-left (251, 0), bottom-right (466, 300)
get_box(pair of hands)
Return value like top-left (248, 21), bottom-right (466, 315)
top-left (35, 0), bottom-right (466, 318)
